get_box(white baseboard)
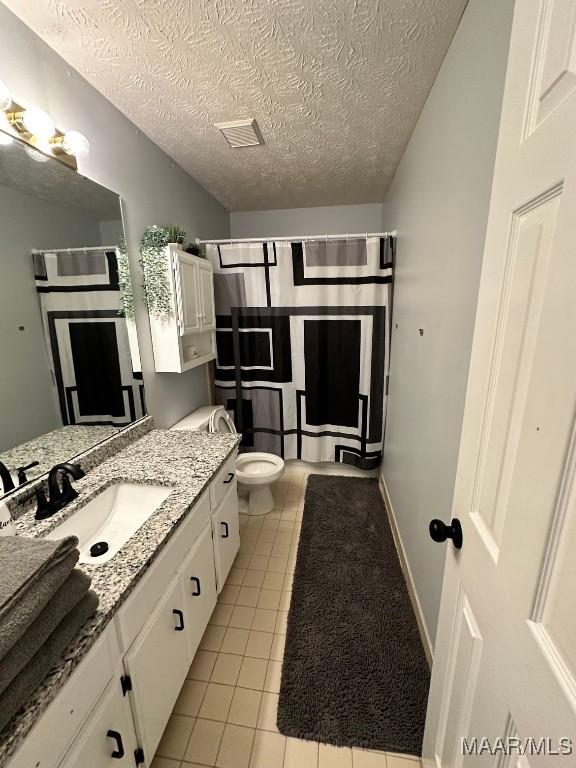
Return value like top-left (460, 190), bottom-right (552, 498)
top-left (378, 472), bottom-right (433, 666)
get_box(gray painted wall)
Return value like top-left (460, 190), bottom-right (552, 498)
top-left (230, 203), bottom-right (384, 238)
top-left (381, 0), bottom-right (514, 648)
top-left (0, 183), bottom-right (103, 451)
top-left (0, 4), bottom-right (230, 430)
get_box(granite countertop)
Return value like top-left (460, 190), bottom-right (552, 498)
top-left (0, 425), bottom-right (121, 487)
top-left (0, 428), bottom-right (241, 766)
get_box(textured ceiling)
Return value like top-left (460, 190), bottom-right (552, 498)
top-left (3, 0), bottom-right (467, 211)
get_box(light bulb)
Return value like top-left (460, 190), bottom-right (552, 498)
top-left (0, 80), bottom-right (11, 111)
top-left (22, 107), bottom-right (56, 140)
top-left (62, 129), bottom-right (90, 157)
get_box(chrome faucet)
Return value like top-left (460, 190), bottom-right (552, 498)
top-left (35, 462), bottom-right (85, 520)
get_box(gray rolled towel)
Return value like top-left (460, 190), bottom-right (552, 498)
top-left (0, 568), bottom-right (92, 695)
top-left (0, 589), bottom-right (99, 734)
top-left (0, 535), bottom-right (79, 617)
top-left (0, 537), bottom-right (79, 658)
top-left (0, 551), bottom-right (80, 659)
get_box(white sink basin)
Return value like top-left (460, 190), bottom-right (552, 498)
top-left (46, 483), bottom-right (173, 565)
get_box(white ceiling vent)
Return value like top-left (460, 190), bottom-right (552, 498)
top-left (215, 119), bottom-right (264, 148)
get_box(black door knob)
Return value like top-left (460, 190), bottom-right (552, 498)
top-left (429, 518), bottom-right (463, 549)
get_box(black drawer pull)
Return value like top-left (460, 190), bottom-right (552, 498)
top-left (223, 472), bottom-right (235, 484)
top-left (191, 576), bottom-right (201, 596)
top-left (173, 609), bottom-right (185, 631)
top-left (107, 730), bottom-right (125, 759)
top-left (221, 521), bottom-right (229, 538)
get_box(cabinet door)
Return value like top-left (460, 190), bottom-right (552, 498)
top-left (197, 259), bottom-right (215, 330)
top-left (174, 252), bottom-right (201, 335)
top-left (58, 677), bottom-right (139, 768)
top-left (179, 523), bottom-right (217, 657)
top-left (123, 576), bottom-right (190, 760)
top-left (211, 479), bottom-right (240, 592)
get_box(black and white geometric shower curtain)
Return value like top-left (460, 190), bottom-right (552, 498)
top-left (34, 248), bottom-right (145, 427)
top-left (207, 236), bottom-right (394, 469)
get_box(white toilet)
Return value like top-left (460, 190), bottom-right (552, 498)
top-left (171, 405), bottom-right (284, 515)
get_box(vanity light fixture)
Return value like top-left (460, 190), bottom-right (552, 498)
top-left (0, 78), bottom-right (90, 169)
top-left (54, 129), bottom-right (90, 158)
top-left (21, 107), bottom-right (56, 140)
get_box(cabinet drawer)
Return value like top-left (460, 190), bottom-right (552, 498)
top-left (123, 576), bottom-right (191, 761)
top-left (116, 493), bottom-right (210, 651)
top-left (8, 625), bottom-right (120, 768)
top-left (209, 452), bottom-right (237, 510)
top-left (57, 676), bottom-right (138, 768)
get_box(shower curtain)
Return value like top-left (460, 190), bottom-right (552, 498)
top-left (207, 235), bottom-right (393, 469)
top-left (34, 248), bottom-right (145, 427)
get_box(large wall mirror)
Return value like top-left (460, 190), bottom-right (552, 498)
top-left (0, 131), bottom-right (145, 499)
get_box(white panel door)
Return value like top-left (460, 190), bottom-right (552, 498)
top-left (211, 479), bottom-right (240, 592)
top-left (179, 522), bottom-right (218, 658)
top-left (198, 259), bottom-right (216, 330)
top-left (58, 676), bottom-right (139, 768)
top-left (174, 252), bottom-right (201, 335)
top-left (123, 576), bottom-right (191, 761)
top-left (424, 1), bottom-right (576, 765)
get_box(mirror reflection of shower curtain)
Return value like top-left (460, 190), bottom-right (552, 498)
top-left (207, 236), bottom-right (393, 469)
top-left (33, 248), bottom-right (145, 427)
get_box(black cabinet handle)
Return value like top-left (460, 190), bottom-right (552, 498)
top-left (223, 472), bottom-right (235, 484)
top-left (221, 521), bottom-right (229, 538)
top-left (173, 609), bottom-right (185, 631)
top-left (429, 518), bottom-right (463, 550)
top-left (191, 576), bottom-right (201, 596)
top-left (107, 730), bottom-right (125, 759)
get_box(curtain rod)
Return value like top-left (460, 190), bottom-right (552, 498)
top-left (31, 245), bottom-right (119, 254)
top-left (196, 231), bottom-right (397, 245)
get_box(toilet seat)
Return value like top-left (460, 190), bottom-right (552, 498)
top-left (235, 453), bottom-right (285, 485)
top-left (171, 405), bottom-right (284, 515)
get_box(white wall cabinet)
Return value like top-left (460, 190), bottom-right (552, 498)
top-left (147, 245), bottom-right (216, 373)
top-left (197, 259), bottom-right (216, 330)
top-left (58, 677), bottom-right (139, 768)
top-left (7, 450), bottom-right (239, 768)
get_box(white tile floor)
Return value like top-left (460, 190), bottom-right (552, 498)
top-left (152, 469), bottom-right (422, 768)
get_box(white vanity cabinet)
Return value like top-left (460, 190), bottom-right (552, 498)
top-left (180, 523), bottom-right (218, 656)
top-left (147, 245), bottom-right (217, 373)
top-left (212, 481), bottom-right (240, 592)
top-left (123, 576), bottom-right (191, 761)
top-left (209, 453), bottom-right (240, 592)
top-left (57, 677), bottom-right (139, 768)
top-left (6, 450), bottom-right (239, 768)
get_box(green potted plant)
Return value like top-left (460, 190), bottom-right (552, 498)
top-left (140, 225), bottom-right (172, 319)
top-left (163, 225), bottom-right (186, 245)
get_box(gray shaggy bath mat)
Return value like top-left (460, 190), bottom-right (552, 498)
top-left (277, 475), bottom-right (430, 756)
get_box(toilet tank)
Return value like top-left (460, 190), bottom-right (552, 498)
top-left (170, 405), bottom-right (221, 432)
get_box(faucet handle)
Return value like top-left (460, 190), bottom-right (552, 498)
top-left (16, 461), bottom-right (40, 485)
top-left (35, 487), bottom-right (52, 520)
top-left (60, 474), bottom-right (79, 504)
